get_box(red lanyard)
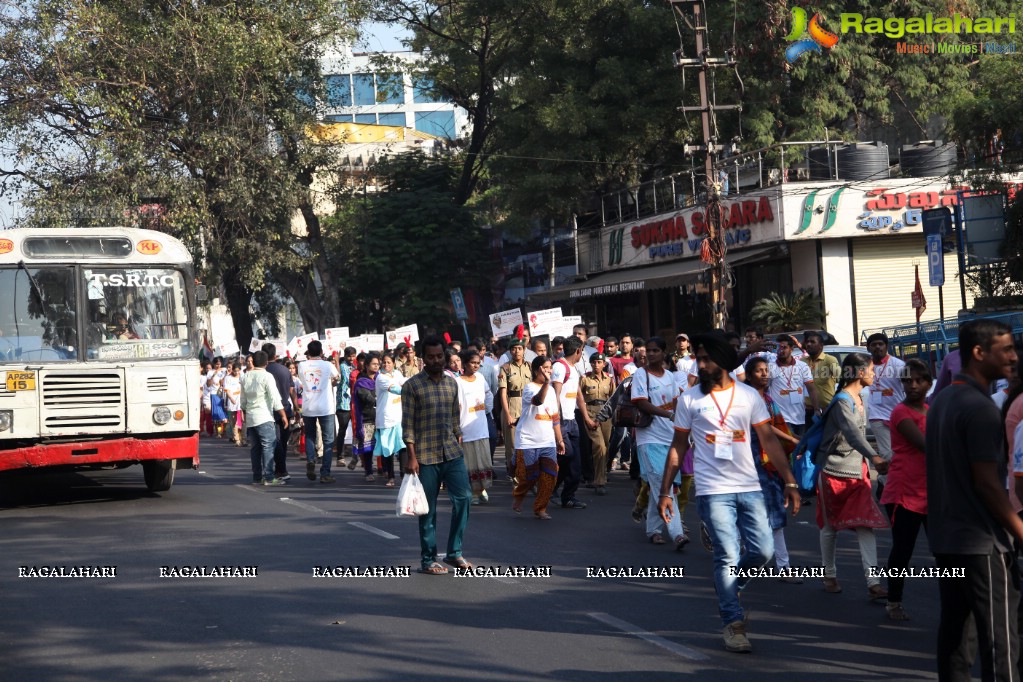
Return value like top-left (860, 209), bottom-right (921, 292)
top-left (778, 359), bottom-right (796, 389)
top-left (709, 386), bottom-right (736, 428)
top-left (874, 355), bottom-right (890, 378)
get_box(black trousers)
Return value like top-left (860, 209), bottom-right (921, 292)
top-left (555, 418), bottom-right (581, 503)
top-left (884, 503), bottom-right (927, 603)
top-left (576, 408), bottom-right (594, 482)
top-left (335, 410), bottom-right (350, 457)
top-left (935, 549), bottom-right (1020, 682)
top-left (272, 410), bottom-right (292, 477)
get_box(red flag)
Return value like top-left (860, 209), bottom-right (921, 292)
top-left (444, 332), bottom-right (452, 345)
top-left (911, 264), bottom-right (927, 323)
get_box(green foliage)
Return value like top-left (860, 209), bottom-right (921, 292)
top-left (750, 289), bottom-right (826, 332)
top-left (0, 0), bottom-right (365, 341)
top-left (324, 151), bottom-right (492, 330)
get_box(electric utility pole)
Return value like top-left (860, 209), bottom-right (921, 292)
top-left (669, 0), bottom-right (740, 331)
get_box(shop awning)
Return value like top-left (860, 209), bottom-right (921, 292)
top-left (529, 257), bottom-right (708, 303)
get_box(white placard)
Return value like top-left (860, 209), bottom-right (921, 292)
top-left (324, 327), bottom-right (350, 354)
top-left (385, 324), bottom-right (420, 349)
top-left (248, 338), bottom-right (264, 353)
top-left (217, 339), bottom-right (240, 357)
top-left (363, 334), bottom-right (385, 352)
top-left (489, 308), bottom-right (524, 338)
top-left (526, 307), bottom-right (563, 337)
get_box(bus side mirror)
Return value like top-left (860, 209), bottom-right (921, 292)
top-left (196, 285), bottom-right (208, 303)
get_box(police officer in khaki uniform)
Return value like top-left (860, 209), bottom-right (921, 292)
top-left (498, 339), bottom-right (532, 478)
top-left (578, 352), bottom-right (614, 495)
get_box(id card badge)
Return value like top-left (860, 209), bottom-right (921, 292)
top-left (870, 388), bottom-right (883, 403)
top-left (714, 429), bottom-right (734, 460)
top-left (787, 388), bottom-right (803, 405)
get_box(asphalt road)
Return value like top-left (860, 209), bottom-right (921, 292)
top-left (0, 438), bottom-right (944, 681)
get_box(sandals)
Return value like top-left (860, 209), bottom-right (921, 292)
top-left (385, 479), bottom-right (395, 488)
top-left (535, 511), bottom-right (552, 520)
top-left (650, 533), bottom-right (666, 545)
top-left (868, 584), bottom-right (889, 601)
top-left (511, 504), bottom-right (522, 514)
top-left (886, 602), bottom-right (910, 621)
top-left (823, 578), bottom-right (842, 593)
top-left (674, 535), bottom-right (690, 551)
top-left (442, 556), bottom-right (474, 570)
top-left (419, 562), bottom-right (448, 575)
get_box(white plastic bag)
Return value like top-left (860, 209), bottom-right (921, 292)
top-left (396, 473), bottom-right (429, 517)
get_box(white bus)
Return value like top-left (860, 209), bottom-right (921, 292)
top-left (0, 227), bottom-right (201, 491)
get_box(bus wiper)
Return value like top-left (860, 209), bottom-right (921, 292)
top-left (17, 261), bottom-right (47, 308)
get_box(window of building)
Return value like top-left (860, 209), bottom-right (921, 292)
top-left (353, 74), bottom-right (376, 106)
top-left (414, 111), bottom-right (456, 139)
top-left (322, 114), bottom-right (353, 123)
top-left (375, 73), bottom-right (404, 104)
top-left (324, 75), bottom-right (352, 107)
top-left (377, 113), bottom-right (406, 127)
top-left (354, 113), bottom-right (376, 124)
top-left (413, 78), bottom-right (441, 103)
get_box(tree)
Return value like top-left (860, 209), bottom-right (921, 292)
top-left (0, 0), bottom-right (365, 349)
top-left (324, 150), bottom-right (492, 331)
top-left (750, 289), bottom-right (826, 332)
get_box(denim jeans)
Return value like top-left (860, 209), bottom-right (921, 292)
top-left (248, 421), bottom-right (277, 482)
top-left (273, 409), bottom-right (292, 477)
top-left (698, 491), bottom-right (776, 627)
top-left (555, 418), bottom-right (581, 503)
top-left (416, 457), bottom-right (473, 569)
top-left (304, 413), bottom-right (336, 477)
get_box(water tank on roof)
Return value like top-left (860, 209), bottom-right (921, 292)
top-left (837, 142), bottom-right (890, 181)
top-left (900, 140), bottom-right (958, 177)
top-left (807, 147), bottom-right (835, 180)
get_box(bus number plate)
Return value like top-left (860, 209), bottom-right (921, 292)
top-left (6, 371), bottom-right (36, 391)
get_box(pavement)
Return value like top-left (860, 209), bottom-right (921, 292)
top-left (0, 436), bottom-right (945, 681)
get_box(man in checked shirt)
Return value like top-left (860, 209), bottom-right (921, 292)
top-left (403, 336), bottom-right (475, 575)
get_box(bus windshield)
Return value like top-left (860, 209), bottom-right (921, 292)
top-left (0, 266), bottom-right (79, 361)
top-left (84, 267), bottom-right (192, 361)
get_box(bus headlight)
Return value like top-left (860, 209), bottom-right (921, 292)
top-left (0, 410), bottom-right (12, 432)
top-left (152, 406), bottom-right (172, 425)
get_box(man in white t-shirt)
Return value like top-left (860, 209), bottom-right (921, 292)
top-left (658, 330), bottom-right (800, 654)
top-left (767, 334), bottom-right (819, 437)
top-left (297, 340), bottom-right (341, 483)
top-left (865, 332), bottom-right (906, 467)
top-left (551, 336), bottom-right (587, 509)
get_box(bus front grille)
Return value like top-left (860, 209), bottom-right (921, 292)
top-left (41, 371), bottom-right (125, 431)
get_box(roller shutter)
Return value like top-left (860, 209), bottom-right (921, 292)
top-left (852, 235), bottom-right (974, 339)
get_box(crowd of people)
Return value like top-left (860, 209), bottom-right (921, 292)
top-left (197, 318), bottom-right (1023, 673)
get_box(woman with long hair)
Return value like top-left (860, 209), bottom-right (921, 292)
top-left (353, 353), bottom-right (381, 481)
top-left (511, 356), bottom-right (564, 520)
top-left (817, 352), bottom-right (890, 599)
top-left (373, 352), bottom-right (406, 487)
top-left (745, 356), bottom-right (803, 582)
top-left (879, 358), bottom-right (932, 620)
top-left (458, 349), bottom-right (494, 504)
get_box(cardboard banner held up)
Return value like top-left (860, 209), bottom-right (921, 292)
top-left (217, 339), bottom-right (240, 357)
top-left (526, 307), bottom-right (563, 337)
top-left (386, 324), bottom-right (420, 349)
top-left (489, 308), bottom-right (524, 338)
top-left (323, 327), bottom-right (350, 355)
top-left (287, 332), bottom-right (318, 359)
top-left (363, 334), bottom-right (385, 352)
top-left (248, 338), bottom-right (264, 353)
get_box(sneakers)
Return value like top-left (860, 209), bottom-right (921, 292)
top-left (700, 522), bottom-right (713, 552)
top-left (723, 620), bottom-right (753, 653)
top-left (631, 506), bottom-right (646, 523)
top-left (263, 478), bottom-right (287, 486)
top-left (674, 534), bottom-right (690, 551)
top-left (365, 474), bottom-right (375, 482)
top-left (595, 486), bottom-right (608, 496)
top-left (347, 458), bottom-right (358, 470)
top-left (480, 489), bottom-right (489, 503)
top-left (561, 498), bottom-right (587, 509)
top-left (277, 474), bottom-right (291, 481)
top-left (320, 475), bottom-right (335, 484)
top-left (470, 497), bottom-right (481, 506)
top-left (306, 462), bottom-right (316, 481)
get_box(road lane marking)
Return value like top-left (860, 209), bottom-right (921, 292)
top-left (279, 498), bottom-right (330, 515)
top-left (234, 484), bottom-right (261, 493)
top-left (348, 521), bottom-right (399, 540)
top-left (587, 612), bottom-right (710, 661)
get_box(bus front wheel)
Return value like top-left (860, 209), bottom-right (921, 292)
top-left (143, 460), bottom-right (175, 492)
